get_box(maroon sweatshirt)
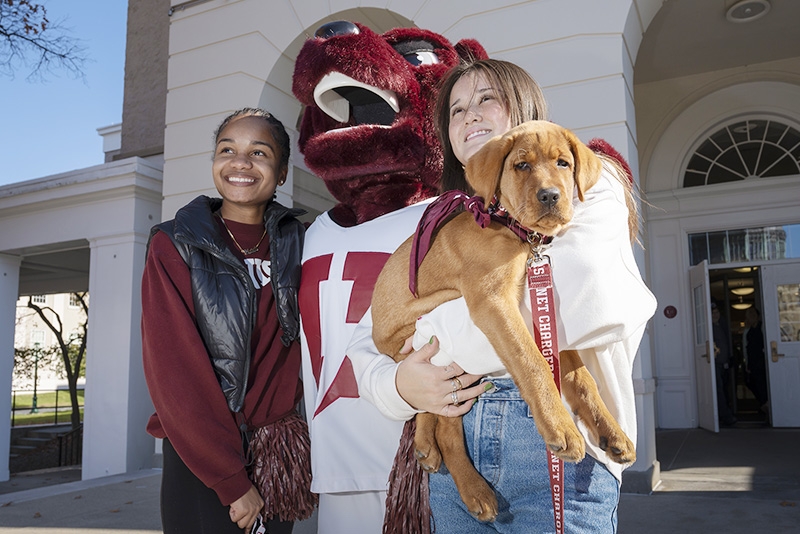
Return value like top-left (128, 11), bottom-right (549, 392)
top-left (142, 218), bottom-right (302, 506)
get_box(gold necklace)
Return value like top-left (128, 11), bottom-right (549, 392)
top-left (217, 214), bottom-right (267, 255)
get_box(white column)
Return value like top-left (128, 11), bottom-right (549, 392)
top-left (0, 254), bottom-right (21, 482)
top-left (622, 180), bottom-right (661, 493)
top-left (81, 233), bottom-right (154, 480)
top-left (628, 325), bottom-right (660, 493)
top-left (547, 32), bottom-right (661, 492)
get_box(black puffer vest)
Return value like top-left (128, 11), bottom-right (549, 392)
top-left (148, 195), bottom-right (305, 412)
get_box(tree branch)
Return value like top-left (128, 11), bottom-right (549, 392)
top-left (0, 0), bottom-right (87, 81)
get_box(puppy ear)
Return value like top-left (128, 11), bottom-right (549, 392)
top-left (465, 132), bottom-right (516, 202)
top-left (568, 129), bottom-right (601, 201)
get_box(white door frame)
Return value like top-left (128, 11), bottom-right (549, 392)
top-left (689, 261), bottom-right (718, 431)
top-left (761, 262), bottom-right (800, 427)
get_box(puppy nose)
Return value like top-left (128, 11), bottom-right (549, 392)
top-left (537, 188), bottom-right (561, 208)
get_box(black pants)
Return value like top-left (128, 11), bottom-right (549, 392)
top-left (161, 438), bottom-right (293, 534)
top-left (715, 362), bottom-right (736, 423)
top-left (747, 357), bottom-right (769, 407)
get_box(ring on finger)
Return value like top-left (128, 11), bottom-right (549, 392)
top-left (453, 376), bottom-right (463, 390)
top-left (451, 390), bottom-right (459, 405)
top-left (450, 378), bottom-right (459, 392)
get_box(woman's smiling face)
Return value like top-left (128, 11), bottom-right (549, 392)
top-left (447, 71), bottom-right (513, 166)
top-left (212, 116), bottom-right (286, 214)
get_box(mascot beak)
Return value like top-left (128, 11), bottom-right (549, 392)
top-left (314, 72), bottom-right (400, 125)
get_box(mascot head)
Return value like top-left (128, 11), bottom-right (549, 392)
top-left (292, 21), bottom-right (487, 226)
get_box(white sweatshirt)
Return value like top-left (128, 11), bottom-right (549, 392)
top-left (348, 164), bottom-right (658, 482)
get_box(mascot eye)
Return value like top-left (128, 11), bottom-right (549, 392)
top-left (403, 51), bottom-right (439, 66)
top-left (514, 161), bottom-right (531, 171)
top-left (392, 39), bottom-right (440, 66)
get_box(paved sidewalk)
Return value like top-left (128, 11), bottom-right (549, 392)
top-left (617, 427), bottom-right (800, 533)
top-left (0, 428), bottom-right (798, 533)
top-left (0, 468), bottom-right (162, 533)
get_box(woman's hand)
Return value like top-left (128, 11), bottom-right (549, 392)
top-left (395, 336), bottom-right (489, 417)
top-left (229, 485), bottom-right (264, 533)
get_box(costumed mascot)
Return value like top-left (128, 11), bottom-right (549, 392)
top-left (292, 20), bottom-right (487, 533)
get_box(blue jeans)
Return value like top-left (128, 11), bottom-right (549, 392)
top-left (429, 379), bottom-right (620, 533)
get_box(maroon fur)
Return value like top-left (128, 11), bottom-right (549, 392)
top-left (292, 23), bottom-right (487, 226)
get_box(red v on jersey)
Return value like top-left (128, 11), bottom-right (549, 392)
top-left (300, 250), bottom-right (390, 416)
top-left (314, 356), bottom-right (358, 417)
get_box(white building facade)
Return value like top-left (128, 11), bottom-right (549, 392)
top-left (1, 0), bottom-right (798, 503)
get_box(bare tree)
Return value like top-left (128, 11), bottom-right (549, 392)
top-left (26, 292), bottom-right (88, 430)
top-left (13, 343), bottom-right (57, 381)
top-left (0, 0), bottom-right (87, 80)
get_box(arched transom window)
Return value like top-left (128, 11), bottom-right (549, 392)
top-left (683, 118), bottom-right (800, 187)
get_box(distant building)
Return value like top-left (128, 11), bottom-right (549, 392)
top-left (13, 293), bottom-right (88, 390)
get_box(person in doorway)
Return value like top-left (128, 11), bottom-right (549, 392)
top-left (141, 108), bottom-right (316, 534)
top-left (349, 58), bottom-right (657, 533)
top-left (712, 301), bottom-right (737, 426)
top-left (743, 306), bottom-right (769, 412)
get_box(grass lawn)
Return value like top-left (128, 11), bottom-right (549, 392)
top-left (10, 390), bottom-right (84, 427)
top-left (11, 410), bottom-right (84, 426)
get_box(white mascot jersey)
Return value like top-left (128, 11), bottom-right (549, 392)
top-left (299, 199), bottom-right (434, 493)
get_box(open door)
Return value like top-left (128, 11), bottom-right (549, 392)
top-left (761, 263), bottom-right (800, 427)
top-left (690, 261), bottom-right (719, 432)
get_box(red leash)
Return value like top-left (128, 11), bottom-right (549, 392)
top-left (528, 252), bottom-right (565, 534)
top-left (407, 193), bottom-right (564, 531)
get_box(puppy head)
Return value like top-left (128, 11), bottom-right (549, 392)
top-left (465, 120), bottom-right (601, 235)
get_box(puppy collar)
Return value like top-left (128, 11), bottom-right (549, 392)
top-left (487, 195), bottom-right (553, 261)
top-left (408, 190), bottom-right (551, 296)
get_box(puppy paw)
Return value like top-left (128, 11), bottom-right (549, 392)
top-left (414, 445), bottom-right (442, 473)
top-left (460, 482), bottom-right (498, 522)
top-left (598, 431), bottom-right (636, 464)
top-left (543, 421), bottom-right (585, 462)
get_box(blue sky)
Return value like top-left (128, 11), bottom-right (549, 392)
top-left (0, 1), bottom-right (128, 187)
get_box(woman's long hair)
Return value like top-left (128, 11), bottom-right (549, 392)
top-left (434, 59), bottom-right (548, 193)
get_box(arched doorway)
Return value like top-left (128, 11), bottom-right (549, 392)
top-left (645, 83), bottom-right (800, 430)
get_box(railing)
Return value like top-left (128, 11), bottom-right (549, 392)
top-left (10, 388), bottom-right (85, 427)
top-left (58, 424), bottom-right (83, 467)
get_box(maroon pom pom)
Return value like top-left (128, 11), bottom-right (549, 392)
top-left (383, 419), bottom-right (432, 534)
top-left (588, 138), bottom-right (634, 183)
top-left (248, 413), bottom-right (318, 521)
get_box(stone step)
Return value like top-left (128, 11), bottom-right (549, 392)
top-left (10, 444), bottom-right (38, 454)
top-left (17, 436), bottom-right (51, 447)
top-left (27, 429), bottom-right (67, 438)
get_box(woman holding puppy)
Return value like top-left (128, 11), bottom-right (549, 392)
top-left (349, 59), bottom-right (656, 533)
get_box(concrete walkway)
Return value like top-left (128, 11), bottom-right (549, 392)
top-left (617, 427), bottom-right (800, 533)
top-left (0, 428), bottom-right (798, 533)
top-left (0, 467), bottom-right (162, 533)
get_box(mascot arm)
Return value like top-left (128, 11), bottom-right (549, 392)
top-left (348, 309), bottom-right (420, 421)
